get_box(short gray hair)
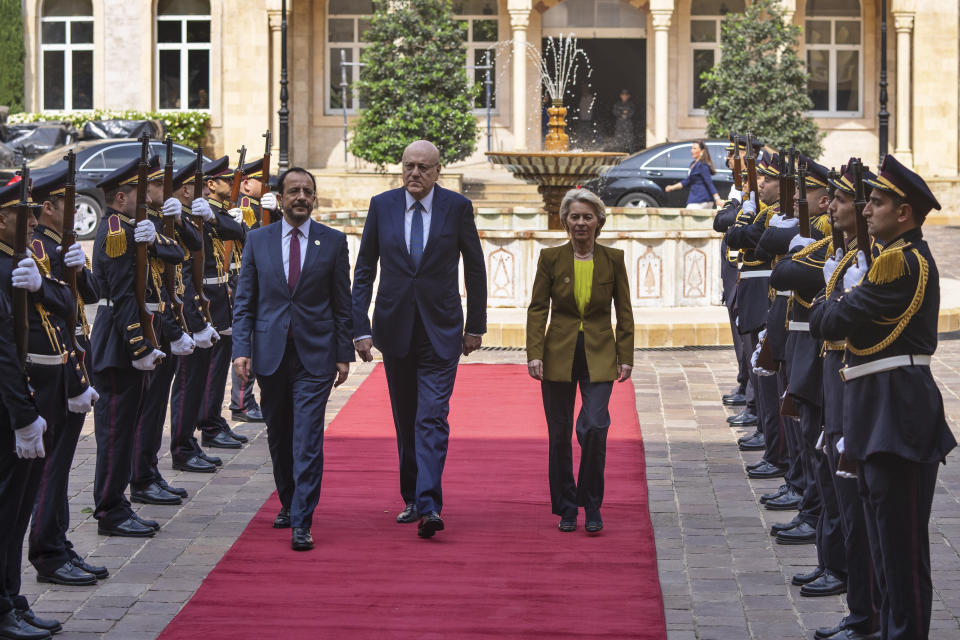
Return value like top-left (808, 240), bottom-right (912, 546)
top-left (558, 188), bottom-right (606, 237)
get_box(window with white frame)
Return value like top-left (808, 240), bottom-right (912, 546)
top-left (805, 0), bottom-right (861, 116)
top-left (326, 0), bottom-right (374, 114)
top-left (689, 0), bottom-right (744, 113)
top-left (40, 0), bottom-right (94, 111)
top-left (453, 0), bottom-right (498, 111)
top-left (156, 0), bottom-right (211, 111)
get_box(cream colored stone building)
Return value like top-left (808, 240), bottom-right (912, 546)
top-left (21, 0), bottom-right (958, 180)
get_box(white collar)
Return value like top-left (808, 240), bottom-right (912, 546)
top-left (404, 186), bottom-right (435, 214)
top-left (281, 216), bottom-right (311, 237)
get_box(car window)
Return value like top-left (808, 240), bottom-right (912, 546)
top-left (172, 146), bottom-right (199, 169)
top-left (707, 143), bottom-right (731, 172)
top-left (100, 144), bottom-right (139, 170)
top-left (79, 150), bottom-right (105, 171)
top-left (643, 146), bottom-right (693, 169)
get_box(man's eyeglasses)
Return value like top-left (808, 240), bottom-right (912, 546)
top-left (402, 162), bottom-right (438, 173)
top-left (284, 187), bottom-right (315, 198)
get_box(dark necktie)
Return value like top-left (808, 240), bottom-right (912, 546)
top-left (410, 200), bottom-right (424, 268)
top-left (288, 228), bottom-right (301, 293)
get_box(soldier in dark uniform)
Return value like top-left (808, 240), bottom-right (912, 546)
top-left (810, 154), bottom-right (956, 640)
top-left (26, 168), bottom-right (109, 587)
top-left (0, 180), bottom-right (72, 639)
top-left (90, 157), bottom-right (184, 537)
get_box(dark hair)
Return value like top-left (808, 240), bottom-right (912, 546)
top-left (696, 140), bottom-right (716, 175)
top-left (104, 184), bottom-right (135, 205)
top-left (278, 167), bottom-right (317, 194)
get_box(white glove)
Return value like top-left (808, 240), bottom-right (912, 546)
top-left (12, 257), bottom-right (42, 292)
top-left (162, 197), bottom-right (181, 218)
top-left (815, 430), bottom-right (826, 453)
top-left (62, 243), bottom-right (86, 269)
top-left (67, 386), bottom-right (99, 414)
top-left (727, 187), bottom-right (741, 203)
top-left (843, 250), bottom-right (868, 290)
top-left (771, 214), bottom-right (799, 229)
top-left (260, 192), bottom-right (278, 211)
top-left (193, 323), bottom-right (220, 349)
top-left (228, 207), bottom-right (244, 224)
top-left (750, 330), bottom-right (776, 376)
top-left (170, 332), bottom-right (196, 356)
top-left (836, 436), bottom-right (846, 454)
top-left (134, 220), bottom-right (156, 245)
top-left (741, 198), bottom-right (757, 216)
top-left (192, 198), bottom-right (215, 222)
top-left (789, 234), bottom-right (816, 252)
top-left (14, 416), bottom-right (47, 459)
top-left (823, 248), bottom-right (843, 286)
top-left (132, 349), bottom-right (165, 371)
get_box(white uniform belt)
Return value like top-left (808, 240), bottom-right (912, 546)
top-left (788, 321), bottom-right (810, 332)
top-left (739, 270), bottom-right (772, 279)
top-left (840, 354), bottom-right (931, 382)
top-left (98, 299), bottom-right (161, 312)
top-left (26, 352), bottom-right (69, 366)
top-left (219, 327), bottom-right (232, 336)
top-left (776, 290), bottom-right (792, 297)
top-left (203, 275), bottom-right (228, 285)
top-left (75, 325), bottom-right (84, 336)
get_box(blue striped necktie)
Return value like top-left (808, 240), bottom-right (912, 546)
top-left (410, 200), bottom-right (424, 268)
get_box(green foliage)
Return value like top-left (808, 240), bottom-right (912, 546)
top-left (701, 0), bottom-right (823, 158)
top-left (7, 109), bottom-right (211, 149)
top-left (0, 0), bottom-right (24, 113)
top-left (350, 0), bottom-right (479, 170)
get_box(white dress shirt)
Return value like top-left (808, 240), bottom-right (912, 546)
top-left (404, 187), bottom-right (434, 253)
top-left (281, 217), bottom-right (311, 283)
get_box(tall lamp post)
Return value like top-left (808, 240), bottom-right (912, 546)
top-left (878, 0), bottom-right (889, 164)
top-left (278, 0), bottom-right (289, 172)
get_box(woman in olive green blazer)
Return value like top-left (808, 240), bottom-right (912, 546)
top-left (526, 188), bottom-right (634, 533)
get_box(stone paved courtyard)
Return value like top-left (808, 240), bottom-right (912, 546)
top-left (20, 227), bottom-right (960, 639)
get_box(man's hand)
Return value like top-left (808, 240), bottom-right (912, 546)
top-left (843, 250), bottom-right (868, 290)
top-left (134, 220), bottom-right (156, 245)
top-left (527, 359), bottom-right (543, 381)
top-left (67, 386), bottom-right (99, 414)
top-left (12, 257), bottom-right (42, 292)
top-left (233, 357), bottom-right (251, 383)
top-left (617, 364), bottom-right (633, 382)
top-left (170, 332), bottom-right (196, 356)
top-left (462, 333), bottom-right (482, 356)
top-left (162, 196), bottom-right (181, 220)
top-left (261, 192), bottom-right (278, 211)
top-left (740, 197), bottom-right (757, 216)
top-left (192, 198), bottom-right (215, 222)
top-left (334, 362), bottom-right (349, 387)
top-left (193, 323), bottom-right (220, 348)
top-left (227, 207), bottom-right (244, 224)
top-left (62, 243), bottom-right (87, 269)
top-left (823, 248), bottom-right (843, 285)
top-left (354, 337), bottom-right (373, 362)
top-left (132, 349), bottom-right (165, 371)
top-left (14, 416), bottom-right (47, 459)
top-left (789, 234), bottom-right (815, 252)
top-left (770, 214), bottom-right (799, 229)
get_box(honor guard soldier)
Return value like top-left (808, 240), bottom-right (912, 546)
top-left (0, 180), bottom-right (73, 639)
top-left (90, 157), bottom-right (183, 537)
top-left (26, 168), bottom-right (109, 588)
top-left (811, 154), bottom-right (956, 640)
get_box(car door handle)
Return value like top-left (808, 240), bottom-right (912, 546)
top-left (646, 170), bottom-right (662, 176)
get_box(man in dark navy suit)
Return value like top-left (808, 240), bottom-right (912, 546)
top-left (352, 140), bottom-right (487, 538)
top-left (232, 167), bottom-right (354, 551)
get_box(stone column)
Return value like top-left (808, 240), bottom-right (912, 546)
top-left (893, 12), bottom-right (914, 167)
top-left (268, 9), bottom-right (283, 160)
top-left (509, 9), bottom-right (530, 150)
top-left (651, 10), bottom-right (672, 144)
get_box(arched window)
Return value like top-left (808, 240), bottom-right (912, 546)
top-left (805, 0), bottom-right (861, 115)
top-left (156, 0), bottom-right (211, 110)
top-left (690, 0), bottom-right (745, 112)
top-left (40, 0), bottom-right (93, 111)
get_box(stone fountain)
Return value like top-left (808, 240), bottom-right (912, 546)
top-left (486, 35), bottom-right (625, 230)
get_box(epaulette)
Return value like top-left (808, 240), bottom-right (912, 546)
top-left (239, 196), bottom-right (257, 227)
top-left (41, 227), bottom-right (63, 245)
top-left (0, 241), bottom-right (11, 257)
top-left (867, 238), bottom-right (911, 285)
top-left (812, 214), bottom-right (832, 237)
top-left (208, 198), bottom-right (224, 210)
top-left (792, 236), bottom-right (830, 262)
top-left (30, 238), bottom-right (51, 275)
top-left (105, 214), bottom-right (128, 258)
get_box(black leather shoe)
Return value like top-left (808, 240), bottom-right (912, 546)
top-left (801, 570), bottom-right (847, 597)
top-left (792, 565), bottom-right (825, 586)
top-left (291, 527), bottom-right (314, 551)
top-left (722, 391), bottom-right (747, 406)
top-left (770, 515), bottom-right (803, 536)
top-left (830, 630), bottom-right (878, 640)
top-left (738, 431), bottom-right (766, 451)
top-left (417, 512), bottom-right (444, 538)
top-left (173, 455), bottom-right (217, 473)
top-left (70, 555), bottom-right (109, 580)
top-left (273, 508), bottom-right (290, 529)
top-left (131, 482), bottom-right (182, 505)
top-left (14, 609), bottom-right (60, 634)
top-left (760, 484), bottom-right (788, 503)
top-left (558, 516), bottom-right (577, 532)
top-left (765, 488), bottom-right (801, 511)
top-left (745, 459), bottom-right (768, 472)
top-left (199, 451), bottom-right (222, 466)
top-left (36, 560), bottom-right (97, 586)
top-left (727, 410), bottom-right (759, 426)
top-left (201, 430), bottom-right (242, 449)
top-left (98, 517), bottom-right (155, 538)
top-left (157, 478), bottom-right (188, 498)
top-left (232, 407), bottom-right (264, 424)
top-left (132, 513), bottom-right (160, 531)
top-left (222, 424), bottom-right (249, 443)
top-left (747, 461), bottom-right (788, 479)
top-left (584, 512), bottom-right (603, 533)
top-left (396, 503), bottom-right (418, 524)
top-left (776, 521), bottom-right (816, 545)
top-left (0, 611), bottom-right (50, 639)
top-left (815, 619), bottom-right (877, 640)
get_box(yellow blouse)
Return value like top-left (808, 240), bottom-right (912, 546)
top-left (573, 258), bottom-right (593, 331)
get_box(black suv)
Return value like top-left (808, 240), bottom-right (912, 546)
top-left (583, 139), bottom-right (733, 208)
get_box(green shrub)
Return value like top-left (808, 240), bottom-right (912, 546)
top-left (0, 0), bottom-right (24, 113)
top-left (7, 109), bottom-right (211, 149)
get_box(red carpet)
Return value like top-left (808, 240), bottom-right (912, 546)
top-left (158, 364), bottom-right (665, 639)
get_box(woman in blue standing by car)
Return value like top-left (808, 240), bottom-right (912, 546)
top-left (665, 140), bottom-right (723, 209)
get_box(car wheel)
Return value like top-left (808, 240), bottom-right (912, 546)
top-left (74, 195), bottom-right (102, 240)
top-left (617, 192), bottom-right (659, 208)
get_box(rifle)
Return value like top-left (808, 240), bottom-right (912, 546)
top-left (61, 151), bottom-right (88, 380)
top-left (852, 159), bottom-right (872, 267)
top-left (744, 133), bottom-right (758, 206)
top-left (261, 130), bottom-right (272, 226)
top-left (781, 149), bottom-right (796, 220)
top-left (222, 146), bottom-right (246, 269)
top-left (828, 168), bottom-right (846, 252)
top-left (191, 146), bottom-right (213, 325)
top-left (135, 133), bottom-right (160, 351)
top-left (12, 163), bottom-right (30, 366)
top-left (730, 132), bottom-right (742, 192)
top-left (777, 148), bottom-right (788, 218)
top-left (162, 137), bottom-right (187, 332)
top-left (797, 160), bottom-right (810, 237)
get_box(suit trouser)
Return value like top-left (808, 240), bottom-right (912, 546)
top-left (779, 360), bottom-right (805, 495)
top-left (541, 332), bottom-right (613, 518)
top-left (382, 314), bottom-right (459, 516)
top-left (748, 331), bottom-right (787, 468)
top-left (795, 401), bottom-right (823, 529)
top-left (0, 444), bottom-right (44, 616)
top-left (796, 402), bottom-right (843, 572)
top-left (229, 365), bottom-right (258, 412)
top-left (169, 347), bottom-right (213, 463)
top-left (735, 312), bottom-right (757, 413)
top-left (92, 366), bottom-right (146, 526)
top-left (257, 339), bottom-right (334, 529)
top-left (198, 333), bottom-right (232, 438)
top-left (131, 352), bottom-right (176, 488)
top-left (859, 454), bottom-right (939, 640)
